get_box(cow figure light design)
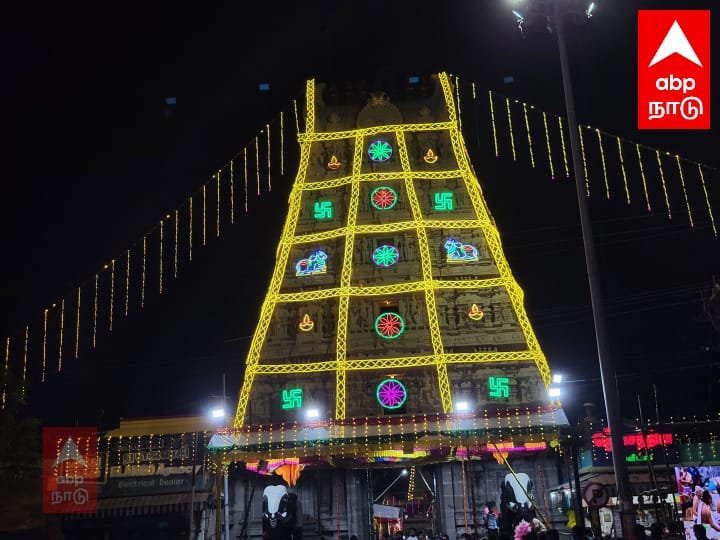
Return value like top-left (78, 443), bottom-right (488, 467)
top-left (444, 238), bottom-right (479, 262)
top-left (295, 249), bottom-right (328, 276)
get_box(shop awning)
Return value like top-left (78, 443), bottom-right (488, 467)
top-left (65, 491), bottom-right (211, 519)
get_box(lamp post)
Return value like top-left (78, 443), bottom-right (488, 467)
top-left (211, 373), bottom-right (232, 540)
top-left (508, 2), bottom-right (635, 537)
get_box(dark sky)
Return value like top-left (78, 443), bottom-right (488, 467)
top-left (0, 1), bottom-right (718, 429)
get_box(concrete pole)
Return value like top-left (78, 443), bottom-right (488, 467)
top-left (553, 3), bottom-right (635, 538)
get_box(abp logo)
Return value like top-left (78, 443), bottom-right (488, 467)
top-left (638, 10), bottom-right (710, 130)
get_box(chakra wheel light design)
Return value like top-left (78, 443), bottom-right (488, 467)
top-left (370, 186), bottom-right (398, 210)
top-left (375, 312), bottom-right (405, 339)
top-left (368, 140), bottom-right (393, 162)
top-left (372, 244), bottom-right (400, 267)
top-left (376, 378), bottom-right (407, 409)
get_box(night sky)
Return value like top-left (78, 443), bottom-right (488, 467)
top-left (0, 1), bottom-right (718, 429)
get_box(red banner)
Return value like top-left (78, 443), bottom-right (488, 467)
top-left (638, 10), bottom-right (710, 129)
top-left (43, 427), bottom-right (98, 513)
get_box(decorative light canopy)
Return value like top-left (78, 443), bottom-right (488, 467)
top-left (372, 245), bottom-right (400, 267)
top-left (376, 378), bottom-right (407, 409)
top-left (368, 140), bottom-right (393, 162)
top-left (374, 312), bottom-right (405, 339)
top-left (370, 186), bottom-right (398, 210)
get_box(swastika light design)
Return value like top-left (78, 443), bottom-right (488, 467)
top-left (376, 379), bottom-right (407, 409)
top-left (372, 245), bottom-right (400, 267)
top-left (434, 191), bottom-right (454, 211)
top-left (370, 186), bottom-right (398, 210)
top-left (314, 201), bottom-right (333, 219)
top-left (233, 73), bottom-right (553, 428)
top-left (488, 377), bottom-right (510, 398)
top-left (375, 312), bottom-right (405, 339)
top-left (281, 388), bottom-right (303, 409)
top-left (368, 140), bottom-right (393, 162)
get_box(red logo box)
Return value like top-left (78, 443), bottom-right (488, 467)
top-left (638, 10), bottom-right (710, 130)
top-left (43, 427), bottom-right (98, 513)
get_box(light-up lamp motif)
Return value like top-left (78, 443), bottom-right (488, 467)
top-left (372, 245), bottom-right (400, 267)
top-left (423, 148), bottom-right (438, 164)
top-left (376, 378), bottom-right (407, 409)
top-left (468, 304), bottom-right (484, 321)
top-left (298, 314), bottom-right (315, 332)
top-left (370, 186), bottom-right (398, 210)
top-left (444, 238), bottom-right (479, 262)
top-left (375, 312), bottom-right (405, 339)
top-left (368, 140), bottom-right (393, 163)
top-left (295, 249), bottom-right (328, 276)
top-left (327, 155), bottom-right (341, 170)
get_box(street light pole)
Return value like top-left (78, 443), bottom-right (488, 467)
top-left (552, 3), bottom-right (635, 538)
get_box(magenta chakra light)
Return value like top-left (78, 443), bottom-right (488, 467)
top-left (376, 378), bottom-right (407, 409)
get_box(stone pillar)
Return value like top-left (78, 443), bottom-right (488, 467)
top-left (436, 463), bottom-right (460, 540)
top-left (345, 469), bottom-right (369, 540)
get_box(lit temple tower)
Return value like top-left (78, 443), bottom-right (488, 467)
top-left (233, 72), bottom-right (553, 434)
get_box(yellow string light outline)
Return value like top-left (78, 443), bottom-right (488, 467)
top-left (596, 129), bottom-right (610, 199)
top-left (655, 149), bottom-right (672, 219)
top-left (488, 91), bottom-right (499, 157)
top-left (125, 250), bottom-right (130, 316)
top-left (542, 112), bottom-right (555, 180)
top-left (255, 136), bottom-right (261, 196)
top-left (244, 147), bottom-right (249, 212)
top-left (455, 76), bottom-right (462, 132)
top-left (202, 185), bottom-right (207, 246)
top-left (158, 220), bottom-right (165, 294)
top-left (267, 123), bottom-right (272, 192)
top-left (92, 273), bottom-right (99, 348)
top-left (75, 287), bottom-right (81, 358)
top-left (42, 308), bottom-right (48, 382)
top-left (616, 137), bottom-right (630, 204)
top-left (293, 98), bottom-right (300, 134)
top-left (472, 82), bottom-right (477, 100)
top-left (21, 326), bottom-right (28, 399)
top-left (522, 102), bottom-right (535, 168)
top-left (110, 259), bottom-right (115, 329)
top-left (635, 144), bottom-right (652, 212)
top-left (505, 97), bottom-right (516, 161)
top-left (578, 125), bottom-right (589, 196)
top-left (141, 237), bottom-right (147, 309)
top-left (280, 111), bottom-right (285, 176)
top-left (189, 197), bottom-right (193, 261)
top-left (558, 116), bottom-right (569, 178)
top-left (697, 165), bottom-right (718, 237)
top-left (675, 155), bottom-right (694, 228)
top-left (1, 337), bottom-right (9, 409)
top-left (234, 73), bottom-right (552, 427)
top-left (216, 171), bottom-right (221, 238)
top-left (174, 210), bottom-right (179, 278)
top-left (58, 299), bottom-right (64, 372)
top-left (229, 160), bottom-right (234, 224)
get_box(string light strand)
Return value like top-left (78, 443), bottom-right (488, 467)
top-left (596, 129), bottom-right (610, 199)
top-left (578, 126), bottom-right (589, 196)
top-left (110, 259), bottom-right (115, 329)
top-left (216, 171), bottom-right (221, 238)
top-left (189, 197), bottom-right (193, 261)
top-left (488, 91), bottom-right (499, 157)
top-left (159, 220), bottom-right (164, 294)
top-left (558, 117), bottom-right (570, 178)
top-left (93, 274), bottom-right (99, 347)
top-left (617, 137), bottom-right (630, 204)
top-left (58, 299), bottom-right (64, 372)
top-left (267, 124), bottom-right (272, 192)
top-left (542, 112), bottom-right (555, 180)
top-left (75, 287), bottom-right (81, 358)
top-left (125, 250), bottom-right (130, 316)
top-left (697, 165), bottom-right (718, 236)
top-left (42, 309), bottom-right (48, 383)
top-left (202, 185), bottom-right (207, 246)
top-left (141, 237), bottom-right (146, 309)
top-left (174, 210), bottom-right (179, 278)
top-left (655, 149), bottom-right (672, 219)
top-left (255, 136), bottom-right (260, 196)
top-left (21, 326), bottom-right (28, 399)
top-left (675, 155), bottom-right (694, 227)
top-left (505, 97), bottom-right (516, 161)
top-left (636, 144), bottom-right (652, 212)
top-left (230, 161), bottom-right (234, 224)
top-left (280, 111), bottom-right (285, 176)
top-left (244, 147), bottom-right (248, 213)
top-left (1, 337), bottom-right (9, 409)
top-left (522, 102), bottom-right (535, 167)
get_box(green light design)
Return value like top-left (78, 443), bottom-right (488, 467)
top-left (281, 388), bottom-right (303, 409)
top-left (488, 376), bottom-right (510, 398)
top-left (314, 200), bottom-right (333, 219)
top-left (368, 140), bottom-right (393, 162)
top-left (372, 245), bottom-right (400, 267)
top-left (434, 191), bottom-right (454, 211)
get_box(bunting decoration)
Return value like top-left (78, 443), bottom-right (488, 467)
top-left (0, 103), bottom-right (294, 402)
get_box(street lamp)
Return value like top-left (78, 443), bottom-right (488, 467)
top-left (506, 2), bottom-right (636, 537)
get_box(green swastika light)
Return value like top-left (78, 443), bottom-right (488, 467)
top-left (314, 201), bottom-right (333, 219)
top-left (488, 377), bottom-right (510, 398)
top-left (434, 191), bottom-right (454, 211)
top-left (281, 388), bottom-right (303, 409)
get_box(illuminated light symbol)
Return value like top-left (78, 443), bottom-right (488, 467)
top-left (374, 312), bottom-right (405, 339)
top-left (423, 148), bottom-right (438, 164)
top-left (468, 304), bottom-right (484, 321)
top-left (327, 155), bottom-right (341, 170)
top-left (281, 388), bottom-right (303, 409)
top-left (298, 314), bottom-right (315, 332)
top-left (370, 186), bottom-right (398, 210)
top-left (488, 376), bottom-right (510, 398)
top-left (376, 378), bottom-right (407, 409)
top-left (434, 191), bottom-right (454, 211)
top-left (372, 245), bottom-right (400, 267)
top-left (295, 249), bottom-right (328, 276)
top-left (444, 238), bottom-right (479, 262)
top-left (313, 201), bottom-right (333, 219)
top-left (368, 140), bottom-right (393, 163)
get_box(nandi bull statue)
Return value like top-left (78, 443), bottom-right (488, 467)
top-left (499, 472), bottom-right (535, 532)
top-left (263, 482), bottom-right (301, 540)
top-left (444, 237), bottom-right (479, 262)
top-left (295, 249), bottom-right (328, 276)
